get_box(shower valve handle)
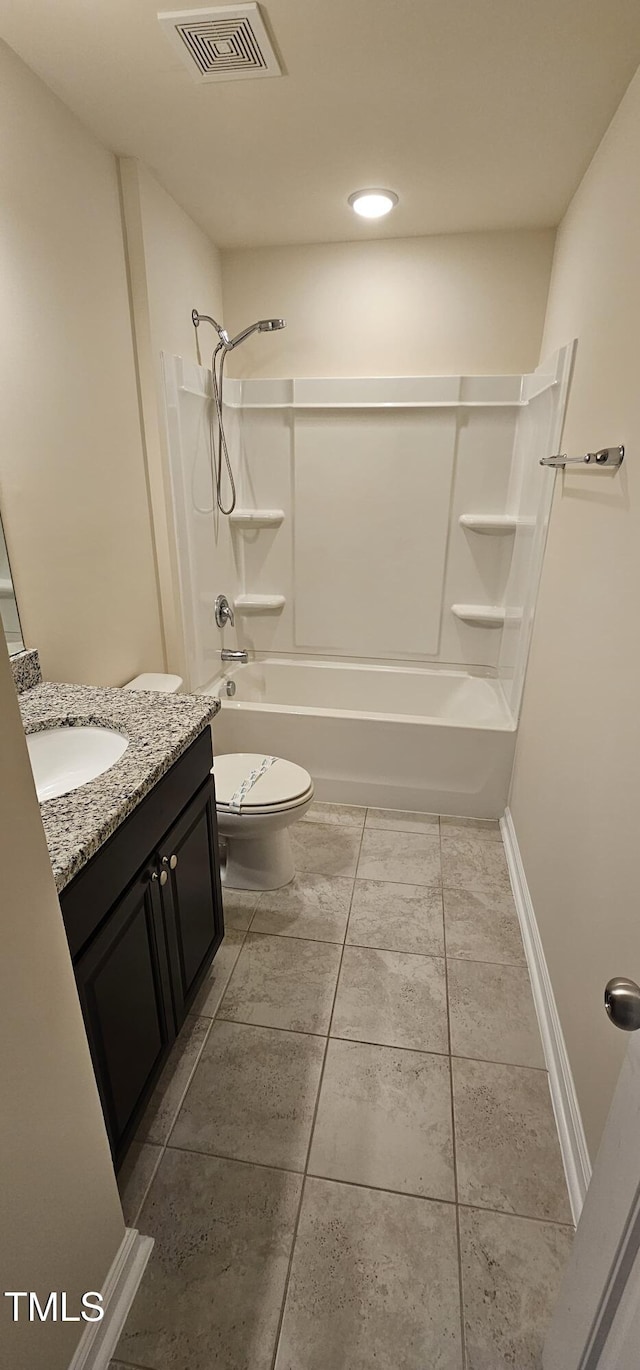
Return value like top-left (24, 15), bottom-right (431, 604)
top-left (215, 594), bottom-right (235, 629)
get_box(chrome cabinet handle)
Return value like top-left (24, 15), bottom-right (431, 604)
top-left (604, 978), bottom-right (640, 1031)
top-left (152, 869), bottom-right (168, 887)
top-left (162, 855), bottom-right (178, 870)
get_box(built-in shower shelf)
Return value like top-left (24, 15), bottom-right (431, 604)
top-left (459, 514), bottom-right (518, 535)
top-left (234, 594), bottom-right (285, 614)
top-left (229, 509), bottom-right (285, 528)
top-left (451, 604), bottom-right (506, 628)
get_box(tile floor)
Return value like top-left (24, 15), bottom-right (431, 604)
top-left (113, 803), bottom-right (573, 1370)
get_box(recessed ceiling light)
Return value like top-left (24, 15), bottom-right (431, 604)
top-left (348, 189), bottom-right (399, 219)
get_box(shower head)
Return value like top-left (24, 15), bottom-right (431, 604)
top-left (225, 318), bottom-right (286, 350)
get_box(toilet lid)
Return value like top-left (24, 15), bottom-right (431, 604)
top-left (214, 753), bottom-right (313, 811)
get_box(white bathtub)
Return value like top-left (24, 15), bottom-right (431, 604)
top-left (203, 658), bottom-right (516, 817)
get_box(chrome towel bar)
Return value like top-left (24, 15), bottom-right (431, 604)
top-left (540, 445), bottom-right (624, 469)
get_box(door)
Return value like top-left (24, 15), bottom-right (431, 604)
top-left (74, 868), bottom-right (176, 1163)
top-left (160, 777), bottom-right (224, 1026)
top-left (544, 983), bottom-right (640, 1368)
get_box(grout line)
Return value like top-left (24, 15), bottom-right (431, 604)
top-left (446, 951), bottom-right (527, 968)
top-left (159, 1141), bottom-right (576, 1231)
top-left (299, 1170), bottom-right (575, 1231)
top-left (126, 1012), bottom-right (217, 1226)
top-left (123, 927), bottom-right (249, 1226)
top-left (167, 1140), bottom-right (306, 1178)
top-left (247, 930), bottom-right (347, 945)
top-left (240, 927), bottom-right (525, 969)
top-left (215, 1013), bottom-right (326, 1037)
top-left (445, 952), bottom-right (531, 972)
top-left (305, 1169), bottom-right (456, 1208)
top-left (133, 1137), bottom-right (575, 1231)
top-left (193, 1012), bottom-right (549, 1073)
top-left (268, 815), bottom-right (367, 1370)
top-left (111, 1358), bottom-right (157, 1369)
top-left (440, 817), bottom-right (468, 1370)
top-left (163, 1144), bottom-right (573, 1230)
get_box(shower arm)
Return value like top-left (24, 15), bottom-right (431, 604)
top-left (192, 308), bottom-right (230, 346)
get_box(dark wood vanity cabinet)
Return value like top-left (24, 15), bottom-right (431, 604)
top-left (160, 783), bottom-right (222, 1024)
top-left (74, 871), bottom-right (175, 1158)
top-left (60, 729), bottom-right (224, 1168)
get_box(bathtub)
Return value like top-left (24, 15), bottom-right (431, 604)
top-left (202, 657), bottom-right (516, 818)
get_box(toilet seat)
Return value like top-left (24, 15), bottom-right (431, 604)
top-left (214, 752), bottom-right (313, 816)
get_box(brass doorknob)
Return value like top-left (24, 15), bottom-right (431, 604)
top-left (604, 978), bottom-right (640, 1032)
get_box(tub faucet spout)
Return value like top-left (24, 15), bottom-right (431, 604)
top-left (221, 649), bottom-right (248, 664)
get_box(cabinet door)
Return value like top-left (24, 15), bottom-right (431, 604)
top-left (74, 871), bottom-right (175, 1164)
top-left (160, 779), bottom-right (224, 1025)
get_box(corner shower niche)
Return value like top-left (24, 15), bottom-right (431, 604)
top-left (163, 345), bottom-right (573, 722)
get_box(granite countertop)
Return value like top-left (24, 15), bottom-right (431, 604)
top-left (19, 679), bottom-right (220, 893)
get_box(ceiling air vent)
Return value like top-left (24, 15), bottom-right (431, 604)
top-left (158, 4), bottom-right (282, 83)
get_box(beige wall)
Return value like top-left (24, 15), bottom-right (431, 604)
top-left (119, 160), bottom-right (224, 679)
top-left (221, 230), bottom-right (555, 379)
top-left (0, 635), bottom-right (125, 1368)
top-left (509, 67), bottom-right (640, 1156)
top-left (0, 40), bottom-right (164, 686)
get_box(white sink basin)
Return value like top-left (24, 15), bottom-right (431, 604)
top-left (27, 725), bottom-right (129, 802)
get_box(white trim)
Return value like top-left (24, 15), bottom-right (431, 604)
top-left (501, 807), bottom-right (592, 1225)
top-left (67, 1227), bottom-right (153, 1370)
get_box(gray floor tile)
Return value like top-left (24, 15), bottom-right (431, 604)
top-left (117, 1141), bottom-right (163, 1228)
top-left (347, 878), bottom-right (444, 955)
top-left (441, 816), bottom-right (502, 842)
top-left (190, 928), bottom-right (246, 1018)
top-left (301, 801), bottom-right (366, 828)
top-left (357, 829), bottom-right (442, 886)
top-left (222, 887), bottom-right (260, 931)
top-left (308, 1038), bottom-right (455, 1200)
top-left (441, 835), bottom-right (511, 894)
top-left (252, 873), bottom-right (353, 943)
top-left (444, 887), bottom-right (525, 965)
top-left (460, 1206), bottom-right (573, 1370)
top-left (290, 821), bottom-right (362, 877)
top-left (274, 1177), bottom-right (463, 1370)
top-left (332, 946), bottom-right (449, 1053)
top-left (448, 959), bottom-right (545, 1068)
top-left (453, 1057), bottom-right (571, 1222)
top-left (219, 932), bottom-right (341, 1034)
top-left (170, 1020), bottom-right (325, 1171)
top-left (135, 1015), bottom-right (210, 1147)
top-left (365, 807), bottom-right (440, 834)
top-left (116, 1149), bottom-right (301, 1370)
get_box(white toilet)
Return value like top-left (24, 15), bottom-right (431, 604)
top-left (123, 672), bottom-right (184, 694)
top-left (122, 678), bottom-right (313, 891)
top-left (214, 752), bottom-right (314, 890)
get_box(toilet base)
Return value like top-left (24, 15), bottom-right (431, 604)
top-left (221, 827), bottom-right (296, 891)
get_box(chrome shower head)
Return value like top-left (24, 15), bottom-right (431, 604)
top-left (225, 318), bottom-right (287, 350)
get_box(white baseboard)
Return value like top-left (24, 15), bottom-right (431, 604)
top-left (501, 807), bottom-right (592, 1226)
top-left (67, 1227), bottom-right (153, 1370)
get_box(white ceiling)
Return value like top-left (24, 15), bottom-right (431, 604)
top-left (1, 0), bottom-right (640, 249)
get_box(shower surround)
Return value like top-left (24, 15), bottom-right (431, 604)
top-left (162, 347), bottom-right (572, 815)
